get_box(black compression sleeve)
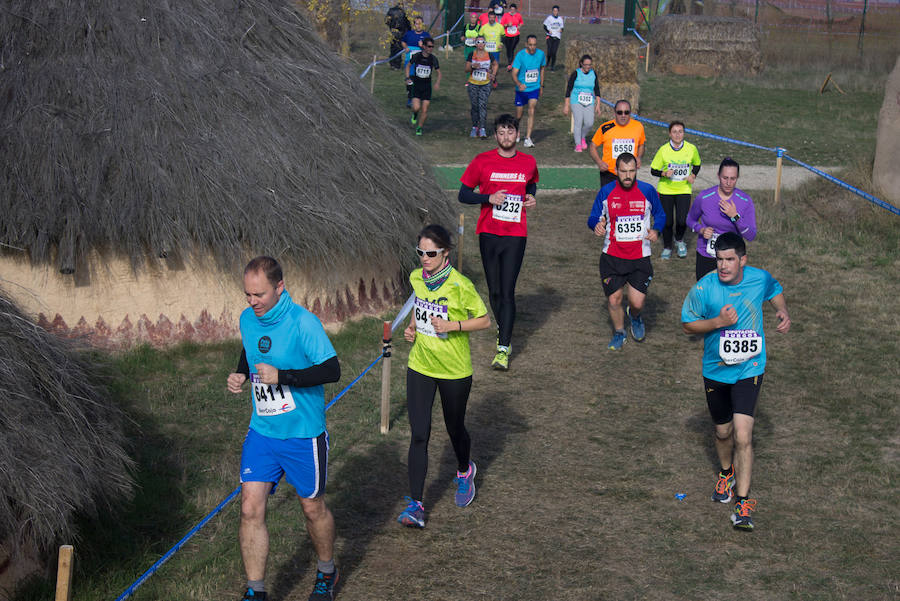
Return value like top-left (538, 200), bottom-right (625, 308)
top-left (692, 164), bottom-right (701, 175)
top-left (650, 168), bottom-right (663, 178)
top-left (564, 71), bottom-right (577, 97)
top-left (594, 77), bottom-right (601, 96)
top-left (459, 184), bottom-right (490, 205)
top-left (279, 356), bottom-right (341, 388)
top-left (525, 182), bottom-right (537, 196)
top-left (236, 349), bottom-right (250, 377)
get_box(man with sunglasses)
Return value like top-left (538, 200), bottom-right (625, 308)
top-left (588, 99), bottom-right (646, 189)
top-left (587, 152), bottom-right (665, 350)
top-left (405, 37), bottom-right (441, 136)
top-left (458, 113), bottom-right (539, 370)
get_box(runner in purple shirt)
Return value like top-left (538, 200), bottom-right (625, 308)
top-left (687, 157), bottom-right (757, 280)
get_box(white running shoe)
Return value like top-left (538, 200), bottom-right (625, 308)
top-left (523, 138), bottom-right (535, 148)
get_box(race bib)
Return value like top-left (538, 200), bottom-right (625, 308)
top-left (706, 232), bottom-right (719, 256)
top-left (485, 40), bottom-right (498, 52)
top-left (414, 297), bottom-right (448, 339)
top-left (415, 64), bottom-right (432, 78)
top-left (550, 23), bottom-right (561, 33)
top-left (611, 138), bottom-right (635, 159)
top-left (251, 373), bottom-right (296, 417)
top-left (465, 37), bottom-right (476, 47)
top-left (524, 69), bottom-right (539, 83)
top-left (577, 91), bottom-right (593, 106)
top-left (718, 329), bottom-right (762, 365)
top-left (493, 194), bottom-right (523, 223)
top-left (506, 25), bottom-right (518, 35)
top-left (614, 214), bottom-right (645, 242)
top-left (471, 68), bottom-right (488, 82)
top-left (668, 162), bottom-right (690, 181)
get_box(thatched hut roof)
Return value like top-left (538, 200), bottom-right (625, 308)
top-left (650, 15), bottom-right (762, 77)
top-left (0, 290), bottom-right (132, 567)
top-left (0, 0), bottom-right (452, 345)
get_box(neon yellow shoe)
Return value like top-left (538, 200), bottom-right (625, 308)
top-left (491, 348), bottom-right (509, 370)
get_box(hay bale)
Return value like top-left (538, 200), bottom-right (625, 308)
top-left (0, 290), bottom-right (133, 577)
top-left (650, 15), bottom-right (762, 76)
top-left (565, 37), bottom-right (641, 84)
top-left (873, 55), bottom-right (900, 204)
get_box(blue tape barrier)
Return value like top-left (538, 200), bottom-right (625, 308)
top-left (114, 298), bottom-right (416, 600)
top-left (595, 98), bottom-right (897, 215)
top-left (783, 154), bottom-right (900, 216)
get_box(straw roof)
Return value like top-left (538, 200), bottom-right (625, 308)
top-left (0, 290), bottom-right (133, 555)
top-left (0, 0), bottom-right (451, 286)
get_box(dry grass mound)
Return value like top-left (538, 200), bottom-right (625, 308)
top-left (650, 15), bottom-right (762, 76)
top-left (0, 290), bottom-right (133, 560)
top-left (0, 0), bottom-right (452, 286)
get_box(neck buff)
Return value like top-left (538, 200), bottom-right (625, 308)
top-left (257, 289), bottom-right (293, 325)
top-left (422, 260), bottom-right (452, 291)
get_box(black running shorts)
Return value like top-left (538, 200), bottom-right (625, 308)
top-left (704, 374), bottom-right (765, 424)
top-left (598, 253), bottom-right (653, 296)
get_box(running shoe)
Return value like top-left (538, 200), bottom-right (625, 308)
top-left (574, 142), bottom-right (583, 153)
top-left (506, 64), bottom-right (513, 71)
top-left (492, 348), bottom-right (510, 370)
top-left (676, 240), bottom-right (687, 258)
top-left (731, 498), bottom-right (757, 531)
top-left (308, 568), bottom-right (339, 601)
top-left (397, 496), bottom-right (425, 528)
top-left (661, 247), bottom-right (672, 259)
top-left (608, 331), bottom-right (626, 350)
top-left (516, 136), bottom-right (520, 143)
top-left (492, 80), bottom-right (498, 89)
top-left (410, 113), bottom-right (417, 125)
top-left (415, 126), bottom-right (423, 136)
top-left (581, 137), bottom-right (587, 148)
top-left (627, 306), bottom-right (645, 342)
top-left (523, 137), bottom-right (534, 148)
top-left (470, 127), bottom-right (478, 138)
top-left (479, 127), bottom-right (487, 138)
top-left (455, 461), bottom-right (477, 507)
top-left (241, 588), bottom-right (267, 601)
top-left (712, 469), bottom-right (735, 503)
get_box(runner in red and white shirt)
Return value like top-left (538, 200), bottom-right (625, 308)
top-left (458, 113), bottom-right (539, 371)
top-left (586, 152), bottom-right (666, 350)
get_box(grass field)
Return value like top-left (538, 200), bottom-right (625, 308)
top-left (10, 9), bottom-right (900, 601)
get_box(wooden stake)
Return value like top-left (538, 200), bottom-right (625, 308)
top-left (55, 545), bottom-right (74, 601)
top-left (370, 55), bottom-right (376, 93)
top-left (774, 148), bottom-right (784, 206)
top-left (457, 213), bottom-right (465, 271)
top-left (380, 321), bottom-right (392, 434)
top-left (819, 72), bottom-right (832, 94)
top-left (580, 0), bottom-right (585, 23)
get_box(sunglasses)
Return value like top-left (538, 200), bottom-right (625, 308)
top-left (616, 110), bottom-right (630, 115)
top-left (425, 45), bottom-right (435, 48)
top-left (416, 247), bottom-right (444, 258)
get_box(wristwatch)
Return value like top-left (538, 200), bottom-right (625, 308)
top-left (730, 213), bottom-right (741, 223)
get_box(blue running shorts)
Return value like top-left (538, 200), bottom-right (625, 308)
top-left (240, 428), bottom-right (329, 498)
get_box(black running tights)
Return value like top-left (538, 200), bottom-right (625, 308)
top-left (479, 233), bottom-right (527, 348)
top-left (406, 368), bottom-right (472, 501)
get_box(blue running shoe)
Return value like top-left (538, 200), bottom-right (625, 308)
top-left (627, 306), bottom-right (645, 342)
top-left (308, 568), bottom-right (339, 601)
top-left (241, 588), bottom-right (267, 601)
top-left (661, 248), bottom-right (672, 259)
top-left (608, 331), bottom-right (626, 350)
top-left (470, 127), bottom-right (478, 137)
top-left (397, 496), bottom-right (425, 528)
top-left (455, 461), bottom-right (477, 507)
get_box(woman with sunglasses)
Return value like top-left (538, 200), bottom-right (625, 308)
top-left (466, 36), bottom-right (498, 138)
top-left (398, 224), bottom-right (490, 528)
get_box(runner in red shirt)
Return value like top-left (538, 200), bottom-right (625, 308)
top-left (458, 113), bottom-right (539, 371)
top-left (586, 152), bottom-right (666, 350)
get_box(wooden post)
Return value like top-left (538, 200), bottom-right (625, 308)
top-left (645, 44), bottom-right (650, 72)
top-left (445, 31), bottom-right (450, 58)
top-left (370, 55), bottom-right (376, 93)
top-left (55, 545), bottom-right (74, 601)
top-left (774, 148), bottom-right (784, 206)
top-left (579, 0), bottom-right (585, 23)
top-left (457, 213), bottom-right (465, 271)
top-left (380, 321), bottom-right (392, 434)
